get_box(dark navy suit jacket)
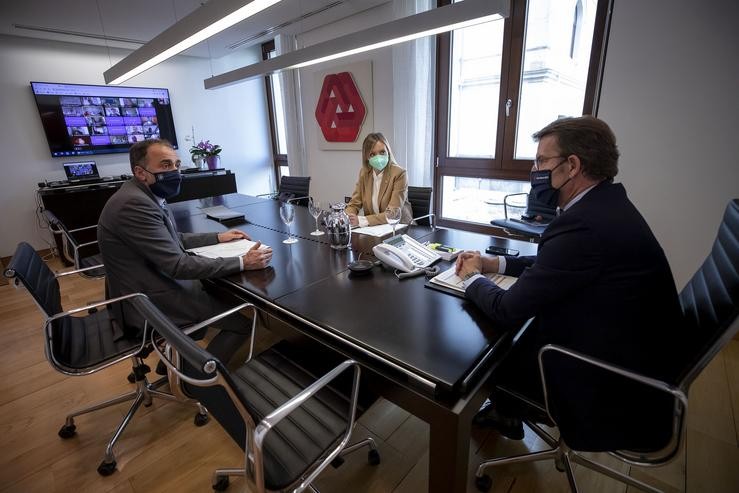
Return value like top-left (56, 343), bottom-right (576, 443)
top-left (466, 181), bottom-right (688, 451)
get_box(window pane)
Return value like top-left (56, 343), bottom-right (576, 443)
top-left (448, 18), bottom-right (504, 158)
top-left (279, 164), bottom-right (290, 178)
top-left (441, 176), bottom-right (530, 225)
top-left (515, 0), bottom-right (598, 159)
top-left (270, 73), bottom-right (288, 155)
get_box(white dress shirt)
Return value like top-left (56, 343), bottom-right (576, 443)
top-left (357, 169), bottom-right (385, 228)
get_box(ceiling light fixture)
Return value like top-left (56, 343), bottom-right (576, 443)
top-left (203, 0), bottom-right (508, 90)
top-left (104, 0), bottom-right (283, 85)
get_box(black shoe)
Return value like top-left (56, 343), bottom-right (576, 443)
top-left (472, 400), bottom-right (525, 440)
top-left (156, 360), bottom-right (168, 376)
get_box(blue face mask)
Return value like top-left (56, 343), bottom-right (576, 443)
top-left (368, 154), bottom-right (389, 171)
top-left (143, 168), bottom-right (182, 199)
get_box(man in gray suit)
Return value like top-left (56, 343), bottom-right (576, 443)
top-left (98, 139), bottom-right (272, 364)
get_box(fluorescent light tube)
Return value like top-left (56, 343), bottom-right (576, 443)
top-left (204, 0), bottom-right (509, 90)
top-left (104, 0), bottom-right (283, 85)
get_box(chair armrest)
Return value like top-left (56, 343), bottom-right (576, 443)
top-left (183, 303), bottom-right (257, 362)
top-left (46, 292), bottom-right (149, 321)
top-left (286, 195), bottom-right (310, 205)
top-left (503, 192), bottom-right (529, 220)
top-left (253, 359), bottom-right (361, 492)
top-left (411, 212), bottom-right (435, 228)
top-left (54, 264), bottom-right (105, 278)
top-left (67, 224), bottom-right (98, 234)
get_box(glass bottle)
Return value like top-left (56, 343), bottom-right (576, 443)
top-left (325, 202), bottom-right (352, 250)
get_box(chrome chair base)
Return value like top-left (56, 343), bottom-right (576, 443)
top-left (211, 437), bottom-right (379, 492)
top-left (474, 421), bottom-right (662, 493)
top-left (58, 355), bottom-right (208, 476)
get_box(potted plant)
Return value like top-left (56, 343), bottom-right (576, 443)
top-left (190, 140), bottom-right (222, 170)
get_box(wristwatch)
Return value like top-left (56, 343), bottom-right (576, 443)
top-left (462, 270), bottom-right (481, 281)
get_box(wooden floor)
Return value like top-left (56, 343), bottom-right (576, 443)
top-left (1, 256), bottom-right (738, 493)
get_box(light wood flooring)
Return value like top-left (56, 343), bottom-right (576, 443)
top-left (1, 256), bottom-right (738, 493)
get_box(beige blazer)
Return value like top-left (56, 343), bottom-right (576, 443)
top-left (345, 163), bottom-right (413, 225)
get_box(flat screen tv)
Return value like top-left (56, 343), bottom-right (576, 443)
top-left (31, 81), bottom-right (178, 157)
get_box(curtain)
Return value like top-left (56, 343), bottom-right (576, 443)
top-left (275, 34), bottom-right (308, 178)
top-left (391, 0), bottom-right (436, 187)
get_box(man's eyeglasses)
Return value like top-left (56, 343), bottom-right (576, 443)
top-left (532, 155), bottom-right (565, 170)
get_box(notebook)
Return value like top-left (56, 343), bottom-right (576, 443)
top-left (201, 205), bottom-right (246, 223)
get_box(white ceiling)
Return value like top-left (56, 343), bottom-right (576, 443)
top-left (0, 0), bottom-right (390, 58)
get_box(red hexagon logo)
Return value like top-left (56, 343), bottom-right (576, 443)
top-left (315, 72), bottom-right (366, 142)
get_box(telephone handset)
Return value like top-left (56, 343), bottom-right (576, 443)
top-left (372, 234), bottom-right (441, 273)
top-left (373, 243), bottom-right (416, 272)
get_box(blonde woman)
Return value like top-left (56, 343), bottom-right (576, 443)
top-left (346, 132), bottom-right (413, 227)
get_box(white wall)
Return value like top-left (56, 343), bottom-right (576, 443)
top-left (598, 0), bottom-right (739, 288)
top-left (294, 2), bottom-right (396, 205)
top-left (0, 34), bottom-right (273, 257)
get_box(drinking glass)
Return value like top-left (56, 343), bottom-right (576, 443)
top-left (385, 206), bottom-right (402, 237)
top-left (308, 197), bottom-right (324, 236)
top-left (279, 202), bottom-right (298, 244)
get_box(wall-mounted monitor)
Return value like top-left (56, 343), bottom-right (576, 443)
top-left (30, 81), bottom-right (178, 158)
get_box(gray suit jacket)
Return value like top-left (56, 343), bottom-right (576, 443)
top-left (98, 179), bottom-right (241, 330)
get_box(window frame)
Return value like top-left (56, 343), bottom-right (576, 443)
top-left (261, 40), bottom-right (289, 185)
top-left (433, 0), bottom-right (610, 234)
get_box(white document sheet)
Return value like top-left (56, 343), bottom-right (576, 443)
top-left (351, 223), bottom-right (408, 237)
top-left (187, 239), bottom-right (270, 259)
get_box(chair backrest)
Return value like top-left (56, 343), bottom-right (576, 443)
top-left (4, 242), bottom-right (63, 318)
top-left (278, 176), bottom-right (311, 206)
top-left (407, 186), bottom-right (433, 225)
top-left (525, 192), bottom-right (557, 222)
top-left (678, 199), bottom-right (739, 388)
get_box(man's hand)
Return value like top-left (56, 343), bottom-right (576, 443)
top-left (218, 229), bottom-right (250, 243)
top-left (455, 250), bottom-right (483, 280)
top-left (241, 242), bottom-right (273, 270)
top-left (347, 213), bottom-right (359, 227)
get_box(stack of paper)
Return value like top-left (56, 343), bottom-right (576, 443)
top-left (187, 239), bottom-right (270, 259)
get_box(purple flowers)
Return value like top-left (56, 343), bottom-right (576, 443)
top-left (190, 140), bottom-right (222, 157)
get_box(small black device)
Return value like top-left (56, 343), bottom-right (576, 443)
top-left (63, 161), bottom-right (100, 182)
top-left (486, 245), bottom-right (519, 256)
top-left (348, 259), bottom-right (375, 275)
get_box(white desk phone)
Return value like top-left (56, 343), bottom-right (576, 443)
top-left (372, 234), bottom-right (441, 273)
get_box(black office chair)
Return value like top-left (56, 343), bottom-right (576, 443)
top-left (474, 199), bottom-right (739, 492)
top-left (3, 242), bottom-right (209, 476)
top-left (130, 296), bottom-right (381, 492)
top-left (259, 176), bottom-right (311, 207)
top-left (408, 186), bottom-right (434, 227)
top-left (43, 209), bottom-right (105, 278)
top-left (490, 192), bottom-right (556, 241)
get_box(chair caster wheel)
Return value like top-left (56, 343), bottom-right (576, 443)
top-left (127, 372), bottom-right (136, 383)
top-left (368, 449), bottom-right (381, 465)
top-left (97, 460), bottom-right (117, 476)
top-left (194, 412), bottom-right (209, 426)
top-left (475, 474), bottom-right (492, 492)
top-left (212, 475), bottom-right (229, 491)
top-left (58, 424), bottom-right (77, 439)
top-left (331, 456), bottom-right (345, 468)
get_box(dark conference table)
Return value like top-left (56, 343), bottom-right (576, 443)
top-left (172, 194), bottom-right (537, 493)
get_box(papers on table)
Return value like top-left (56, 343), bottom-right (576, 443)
top-left (201, 205), bottom-right (245, 223)
top-left (351, 223), bottom-right (408, 237)
top-left (187, 239), bottom-right (270, 259)
top-left (428, 265), bottom-right (518, 294)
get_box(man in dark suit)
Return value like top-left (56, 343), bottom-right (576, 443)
top-left (456, 116), bottom-right (687, 451)
top-left (98, 139), bottom-right (272, 364)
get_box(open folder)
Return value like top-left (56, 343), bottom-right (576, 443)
top-left (425, 265), bottom-right (517, 299)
